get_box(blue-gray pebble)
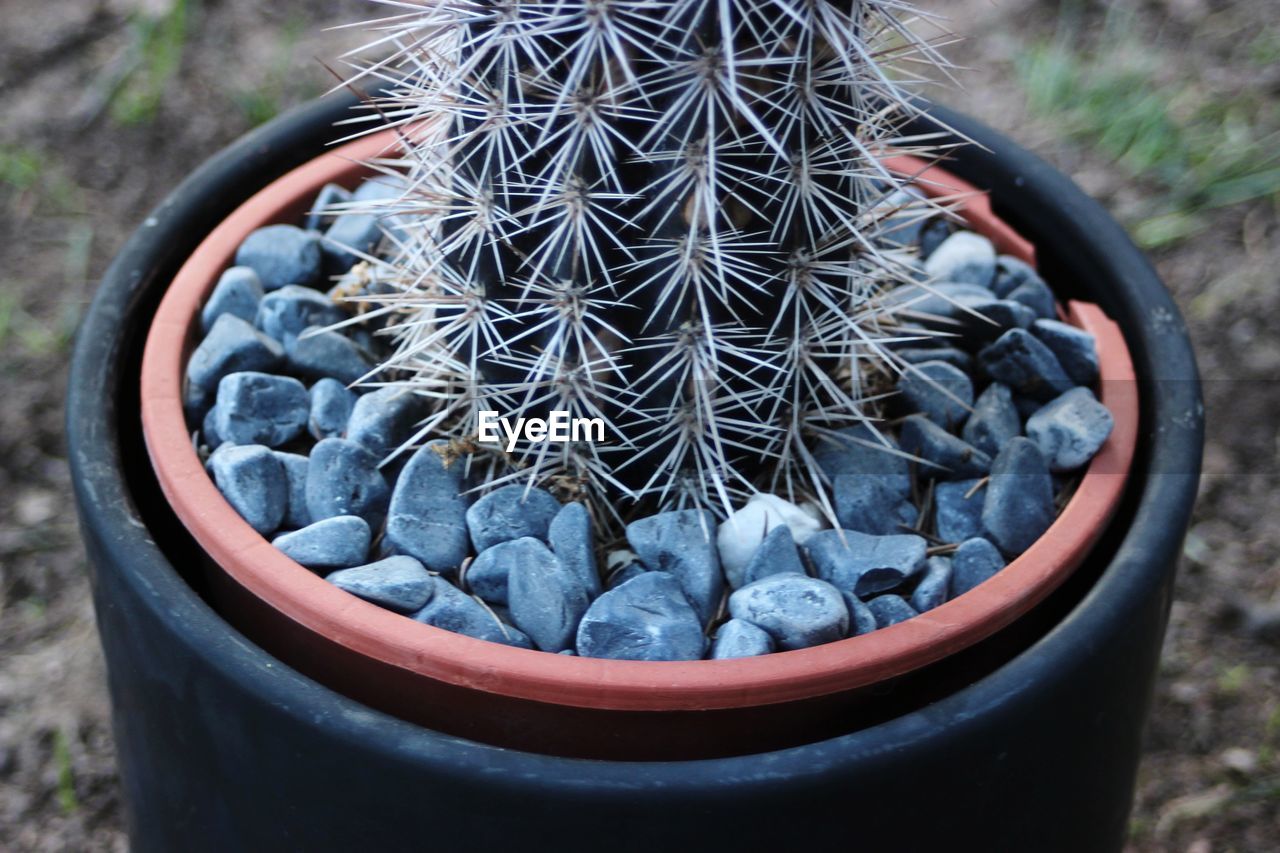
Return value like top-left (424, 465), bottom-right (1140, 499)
top-left (899, 415), bottom-right (992, 479)
top-left (274, 451), bottom-right (311, 530)
top-left (710, 619), bottom-right (776, 659)
top-left (286, 326), bottom-right (373, 384)
top-left (326, 555), bottom-right (432, 614)
top-left (833, 474), bottom-right (917, 536)
top-left (1025, 386), bottom-right (1114, 472)
top-left (308, 378), bottom-right (356, 439)
top-left (806, 529), bottom-right (927, 597)
top-left (842, 592), bottom-right (879, 635)
top-left (272, 515), bottom-right (371, 570)
top-left (739, 524), bottom-right (807, 588)
top-left (867, 595), bottom-right (918, 628)
top-left (898, 360), bottom-right (973, 429)
top-left (962, 382), bottom-right (1021, 458)
top-left (949, 537), bottom-right (1006, 597)
top-left (991, 255), bottom-right (1040, 298)
top-left (235, 224), bottom-right (322, 290)
top-left (411, 576), bottom-right (533, 648)
top-left (186, 314), bottom-right (283, 392)
top-left (547, 502), bottom-right (602, 597)
top-left (305, 438), bottom-right (389, 526)
top-left (255, 285), bottom-right (346, 347)
top-left (982, 437), bottom-right (1055, 557)
top-left (933, 479), bottom-right (985, 543)
top-left (729, 575), bottom-right (848, 651)
top-left (576, 572), bottom-right (706, 661)
top-left (208, 444), bottom-right (287, 535)
top-left (923, 231), bottom-right (996, 287)
top-left (897, 346), bottom-right (973, 373)
top-left (466, 536), bottom-right (558, 606)
top-left (1031, 318), bottom-right (1100, 387)
top-left (911, 556), bottom-right (952, 612)
top-left (383, 441), bottom-right (470, 574)
top-left (213, 371), bottom-right (309, 448)
top-left (201, 266), bottom-right (263, 333)
top-left (979, 328), bottom-right (1074, 401)
top-left (467, 485), bottom-right (562, 552)
top-left (1007, 276), bottom-right (1056, 320)
top-left (626, 509), bottom-right (724, 624)
top-left (812, 423), bottom-right (911, 497)
top-left (304, 182), bottom-right (353, 232)
top-left (346, 386), bottom-right (429, 459)
top-left (507, 538), bottom-right (593, 652)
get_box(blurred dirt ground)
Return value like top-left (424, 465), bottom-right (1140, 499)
top-left (0, 1), bottom-right (1275, 850)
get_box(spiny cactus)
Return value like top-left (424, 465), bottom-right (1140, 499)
top-left (336, 0), bottom-right (955, 527)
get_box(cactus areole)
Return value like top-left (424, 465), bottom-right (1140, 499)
top-left (339, 0), bottom-right (957, 523)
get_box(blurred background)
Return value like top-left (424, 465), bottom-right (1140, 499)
top-left (0, 0), bottom-right (1275, 849)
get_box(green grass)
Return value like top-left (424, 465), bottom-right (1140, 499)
top-left (110, 0), bottom-right (190, 126)
top-left (1018, 18), bottom-right (1280, 249)
top-left (52, 729), bottom-right (78, 816)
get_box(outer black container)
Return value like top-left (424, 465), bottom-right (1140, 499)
top-left (68, 92), bottom-right (1202, 853)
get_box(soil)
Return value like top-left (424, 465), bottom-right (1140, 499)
top-left (0, 1), bottom-right (1274, 849)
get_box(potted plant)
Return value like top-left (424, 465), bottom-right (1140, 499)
top-left (69, 1), bottom-right (1202, 849)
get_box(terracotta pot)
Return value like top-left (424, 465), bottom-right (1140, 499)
top-left (139, 128), bottom-right (1138, 760)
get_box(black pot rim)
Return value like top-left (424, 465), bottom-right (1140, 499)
top-left (68, 92), bottom-right (1203, 785)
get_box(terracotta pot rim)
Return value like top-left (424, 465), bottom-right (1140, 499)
top-left (139, 129), bottom-right (1138, 713)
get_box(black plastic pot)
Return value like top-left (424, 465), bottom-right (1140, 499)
top-left (68, 92), bottom-right (1202, 852)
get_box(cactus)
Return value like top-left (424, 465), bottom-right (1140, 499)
top-left (336, 0), bottom-right (954, 526)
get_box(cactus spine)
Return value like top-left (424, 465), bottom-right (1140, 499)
top-left (339, 0), bottom-right (952, 525)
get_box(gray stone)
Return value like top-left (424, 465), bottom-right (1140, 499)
top-left (911, 556), bottom-right (952, 612)
top-left (962, 382), bottom-right (1021, 458)
top-left (1031, 319), bottom-right (1100, 387)
top-left (991, 255), bottom-right (1040, 298)
top-left (467, 484), bottom-right (562, 552)
top-left (272, 515), bottom-right (371, 570)
top-left (201, 406), bottom-right (222, 451)
top-left (717, 494), bottom-right (824, 587)
top-left (898, 359), bottom-right (974, 429)
top-left (208, 444), bottom-right (287, 535)
top-left (739, 524), bottom-right (807, 588)
top-left (867, 594), bottom-right (918, 628)
top-left (274, 451), bottom-right (311, 530)
top-left (919, 218), bottom-right (951, 258)
top-left (933, 479), bottom-right (985, 544)
top-left (833, 474), bottom-right (918, 536)
top-left (466, 536), bottom-right (559, 606)
top-left (508, 538), bottom-right (593, 652)
top-left (950, 298), bottom-right (1037, 348)
top-left (213, 371), bottom-right (309, 448)
top-left (842, 592), bottom-right (879, 635)
top-left (411, 576), bottom-right (533, 648)
top-left (812, 423), bottom-right (911, 496)
top-left (322, 210), bottom-right (384, 272)
top-left (308, 377), bottom-right (356, 439)
top-left (1025, 387), bottom-right (1114, 472)
top-left (923, 231), bottom-right (996, 287)
top-left (346, 386), bottom-right (429, 459)
top-left (325, 555), bottom-right (432, 614)
top-left (978, 328), bottom-right (1074, 401)
top-left (1008, 276), bottom-right (1056, 320)
top-left (806, 529), bottom-right (927, 597)
top-left (201, 266), bottom-right (263, 333)
top-left (286, 326), bottom-right (373, 384)
top-left (383, 441), bottom-right (470, 574)
top-left (305, 438), bottom-right (390, 527)
top-left (303, 182), bottom-right (353, 232)
top-left (729, 575), bottom-right (849, 651)
top-left (547, 502), bottom-right (602, 597)
top-left (899, 415), bottom-right (992, 479)
top-left (949, 537), bottom-right (1006, 597)
top-left (255, 285), bottom-right (346, 347)
top-left (184, 381), bottom-right (214, 428)
top-left (892, 281), bottom-right (996, 317)
top-left (605, 551), bottom-right (647, 589)
top-left (575, 572), bottom-right (706, 661)
top-left (235, 224), bottom-right (322, 290)
top-left (626, 509), bottom-right (724, 624)
top-left (710, 618), bottom-right (775, 659)
top-left (186, 314), bottom-right (283, 392)
top-left (897, 346), bottom-right (973, 373)
top-left (982, 437), bottom-right (1055, 557)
